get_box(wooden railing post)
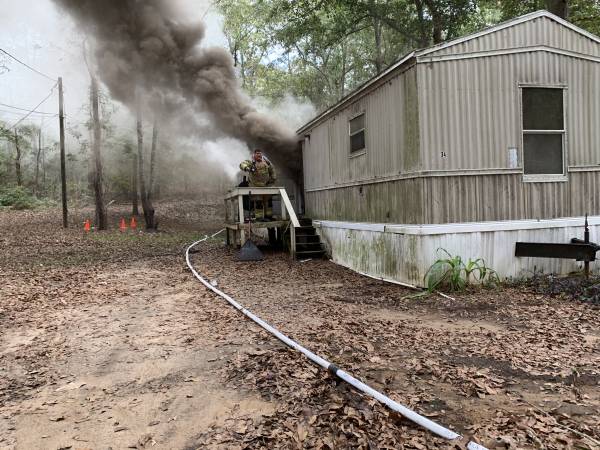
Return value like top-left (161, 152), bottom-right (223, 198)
top-left (279, 188), bottom-right (300, 258)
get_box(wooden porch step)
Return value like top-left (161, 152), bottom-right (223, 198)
top-left (296, 249), bottom-right (326, 259)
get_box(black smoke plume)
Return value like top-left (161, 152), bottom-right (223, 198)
top-left (52, 0), bottom-right (300, 172)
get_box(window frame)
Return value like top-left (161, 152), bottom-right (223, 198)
top-left (519, 83), bottom-right (568, 183)
top-left (348, 111), bottom-right (367, 157)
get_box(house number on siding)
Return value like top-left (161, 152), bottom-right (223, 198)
top-left (441, 151), bottom-right (447, 158)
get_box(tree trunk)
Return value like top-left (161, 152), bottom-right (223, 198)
top-left (41, 146), bottom-right (46, 193)
top-left (414, 0), bottom-right (429, 47)
top-left (149, 120), bottom-right (158, 199)
top-left (136, 109), bottom-right (156, 229)
top-left (423, 0), bottom-right (443, 44)
top-left (546, 0), bottom-right (568, 19)
top-left (34, 129), bottom-right (42, 195)
top-left (13, 130), bottom-right (22, 187)
top-left (87, 82), bottom-right (95, 195)
top-left (431, 12), bottom-right (443, 44)
top-left (91, 76), bottom-right (108, 230)
top-left (240, 51), bottom-right (246, 88)
top-left (131, 147), bottom-right (139, 215)
top-left (339, 42), bottom-right (347, 99)
top-left (372, 16), bottom-right (384, 73)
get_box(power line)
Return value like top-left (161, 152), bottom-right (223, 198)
top-left (0, 101), bottom-right (55, 115)
top-left (0, 108), bottom-right (47, 117)
top-left (0, 108), bottom-right (55, 119)
top-left (9, 83), bottom-right (58, 130)
top-left (0, 48), bottom-right (58, 82)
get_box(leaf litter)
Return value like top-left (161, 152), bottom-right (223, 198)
top-left (0, 204), bottom-right (599, 449)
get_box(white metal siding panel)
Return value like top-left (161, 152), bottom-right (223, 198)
top-left (304, 178), bottom-right (425, 223)
top-left (305, 171), bottom-right (600, 224)
top-left (303, 66), bottom-right (419, 190)
top-left (318, 220), bottom-right (600, 286)
top-left (418, 51), bottom-right (600, 172)
top-left (428, 17), bottom-right (600, 58)
top-left (302, 123), bottom-right (330, 190)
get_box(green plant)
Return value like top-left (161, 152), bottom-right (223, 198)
top-left (424, 248), bottom-right (499, 292)
top-left (0, 186), bottom-right (38, 210)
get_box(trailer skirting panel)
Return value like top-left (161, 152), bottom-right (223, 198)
top-left (313, 216), bottom-right (600, 287)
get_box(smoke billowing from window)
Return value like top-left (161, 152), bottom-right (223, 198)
top-left (51, 0), bottom-right (300, 172)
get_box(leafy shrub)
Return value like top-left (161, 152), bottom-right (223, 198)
top-left (0, 186), bottom-right (38, 210)
top-left (425, 248), bottom-right (499, 292)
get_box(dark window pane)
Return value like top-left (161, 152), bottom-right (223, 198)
top-left (523, 133), bottom-right (563, 174)
top-left (350, 131), bottom-right (365, 152)
top-left (350, 114), bottom-right (365, 134)
top-left (523, 88), bottom-right (563, 130)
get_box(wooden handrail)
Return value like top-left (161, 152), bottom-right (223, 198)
top-left (279, 188), bottom-right (301, 228)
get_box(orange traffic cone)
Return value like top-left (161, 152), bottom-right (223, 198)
top-left (84, 219), bottom-right (91, 232)
top-left (119, 217), bottom-right (127, 232)
top-left (130, 216), bottom-right (137, 230)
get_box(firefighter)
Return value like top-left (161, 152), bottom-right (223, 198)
top-left (239, 149), bottom-right (276, 187)
top-left (239, 149), bottom-right (276, 220)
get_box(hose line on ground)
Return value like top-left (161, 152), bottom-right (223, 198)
top-left (185, 231), bottom-right (488, 450)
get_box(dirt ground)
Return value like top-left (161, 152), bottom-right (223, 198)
top-left (1, 202), bottom-right (599, 450)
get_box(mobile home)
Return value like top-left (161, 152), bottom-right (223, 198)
top-left (298, 10), bottom-right (600, 285)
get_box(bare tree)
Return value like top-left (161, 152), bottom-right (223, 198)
top-left (149, 120), bottom-right (158, 198)
top-left (136, 107), bottom-right (156, 229)
top-left (34, 126), bottom-right (42, 195)
top-left (90, 75), bottom-right (108, 229)
top-left (84, 42), bottom-right (108, 230)
top-left (131, 144), bottom-right (139, 215)
top-left (13, 129), bottom-right (22, 186)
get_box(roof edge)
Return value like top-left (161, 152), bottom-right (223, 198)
top-left (417, 10), bottom-right (600, 57)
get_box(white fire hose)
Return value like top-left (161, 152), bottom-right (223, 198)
top-left (186, 230), bottom-right (488, 450)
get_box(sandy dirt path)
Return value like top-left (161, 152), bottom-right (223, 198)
top-left (1, 262), bottom-right (276, 449)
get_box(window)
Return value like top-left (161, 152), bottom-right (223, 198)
top-left (522, 87), bottom-right (566, 179)
top-left (349, 113), bottom-right (366, 154)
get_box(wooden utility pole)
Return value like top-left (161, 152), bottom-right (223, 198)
top-left (58, 77), bottom-right (68, 228)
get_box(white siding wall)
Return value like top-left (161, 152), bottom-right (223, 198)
top-left (301, 14), bottom-right (600, 224)
top-left (302, 66), bottom-right (419, 191)
top-left (418, 51), bottom-right (600, 172)
top-left (316, 218), bottom-right (600, 286)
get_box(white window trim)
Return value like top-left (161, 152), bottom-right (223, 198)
top-left (349, 149), bottom-right (367, 159)
top-left (519, 84), bottom-right (568, 183)
top-left (348, 111), bottom-right (366, 155)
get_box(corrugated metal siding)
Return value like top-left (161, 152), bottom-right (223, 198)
top-left (418, 51), bottom-right (600, 171)
top-left (427, 17), bottom-right (600, 57)
top-left (306, 172), bottom-right (600, 224)
top-left (424, 174), bottom-right (574, 223)
top-left (302, 124), bottom-right (330, 191)
top-left (570, 170), bottom-right (600, 216)
top-left (305, 178), bottom-right (424, 224)
top-left (302, 16), bottom-right (600, 225)
top-left (302, 66), bottom-right (419, 191)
